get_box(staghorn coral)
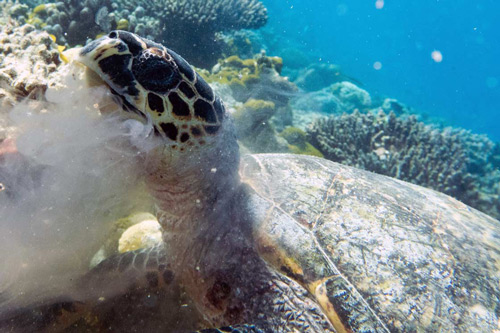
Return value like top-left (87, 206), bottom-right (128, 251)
top-left (307, 110), bottom-right (500, 219)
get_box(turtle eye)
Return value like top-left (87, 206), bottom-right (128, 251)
top-left (132, 50), bottom-right (180, 95)
top-left (108, 31), bottom-right (118, 39)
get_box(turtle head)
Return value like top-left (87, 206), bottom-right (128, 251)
top-left (78, 31), bottom-right (240, 216)
top-left (78, 30), bottom-right (226, 153)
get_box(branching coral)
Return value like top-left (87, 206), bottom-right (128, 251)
top-left (24, 0), bottom-right (267, 67)
top-left (117, 0), bottom-right (267, 66)
top-left (307, 111), bottom-right (500, 219)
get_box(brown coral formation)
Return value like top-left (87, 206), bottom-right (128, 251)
top-left (207, 53), bottom-right (295, 107)
top-left (307, 111), bottom-right (500, 219)
top-left (25, 0), bottom-right (267, 67)
top-left (122, 0), bottom-right (267, 67)
top-left (0, 23), bottom-right (62, 111)
top-left (233, 99), bottom-right (288, 153)
top-left (26, 0), bottom-right (115, 45)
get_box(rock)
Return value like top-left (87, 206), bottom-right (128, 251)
top-left (233, 99), bottom-right (289, 153)
top-left (118, 218), bottom-right (162, 253)
top-left (279, 127), bottom-right (323, 158)
top-left (90, 212), bottom-right (161, 268)
top-left (293, 63), bottom-right (345, 92)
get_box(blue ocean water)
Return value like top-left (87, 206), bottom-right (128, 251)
top-left (261, 0), bottom-right (500, 140)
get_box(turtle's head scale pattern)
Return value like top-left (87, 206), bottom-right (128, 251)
top-left (78, 30), bottom-right (240, 218)
top-left (78, 30), bottom-right (227, 153)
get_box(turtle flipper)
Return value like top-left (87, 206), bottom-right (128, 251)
top-left (0, 245), bottom-right (184, 332)
top-left (195, 324), bottom-right (263, 333)
top-left (84, 244), bottom-right (175, 296)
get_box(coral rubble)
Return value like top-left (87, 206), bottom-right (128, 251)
top-left (308, 111), bottom-right (500, 219)
top-left (0, 23), bottom-right (62, 110)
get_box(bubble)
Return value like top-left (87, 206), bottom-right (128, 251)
top-left (431, 50), bottom-right (443, 63)
top-left (373, 61), bottom-right (382, 70)
top-left (375, 0), bottom-right (384, 9)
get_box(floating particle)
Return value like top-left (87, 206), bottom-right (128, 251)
top-left (375, 0), bottom-right (384, 9)
top-left (431, 50), bottom-right (443, 63)
top-left (373, 61), bottom-right (382, 70)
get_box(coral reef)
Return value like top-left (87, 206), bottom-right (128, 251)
top-left (293, 63), bottom-right (349, 92)
top-left (204, 52), bottom-right (297, 140)
top-left (219, 29), bottom-right (265, 60)
top-left (26, 0), bottom-right (115, 45)
top-left (381, 98), bottom-right (411, 116)
top-left (291, 81), bottom-right (372, 129)
top-left (206, 53), bottom-right (295, 107)
top-left (279, 127), bottom-right (323, 158)
top-left (0, 23), bottom-right (62, 111)
top-left (118, 0), bottom-right (267, 66)
top-left (232, 98), bottom-right (288, 153)
top-left (25, 0), bottom-right (267, 67)
top-left (307, 111), bottom-right (500, 219)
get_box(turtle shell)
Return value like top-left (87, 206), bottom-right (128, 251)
top-left (241, 153), bottom-right (500, 332)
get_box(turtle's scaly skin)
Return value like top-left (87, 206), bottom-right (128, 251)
top-left (28, 30), bottom-right (498, 332)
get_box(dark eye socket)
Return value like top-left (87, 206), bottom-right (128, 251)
top-left (108, 31), bottom-right (118, 39)
top-left (132, 56), bottom-right (180, 95)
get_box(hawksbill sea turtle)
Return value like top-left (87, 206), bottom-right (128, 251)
top-left (3, 30), bottom-right (500, 332)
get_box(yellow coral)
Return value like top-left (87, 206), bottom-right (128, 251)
top-left (32, 4), bottom-right (46, 14)
top-left (242, 98), bottom-right (275, 112)
top-left (116, 18), bottom-right (129, 30)
top-left (280, 127), bottom-right (324, 158)
top-left (205, 55), bottom-right (261, 88)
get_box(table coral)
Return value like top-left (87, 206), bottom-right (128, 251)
top-left (307, 110), bottom-right (500, 219)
